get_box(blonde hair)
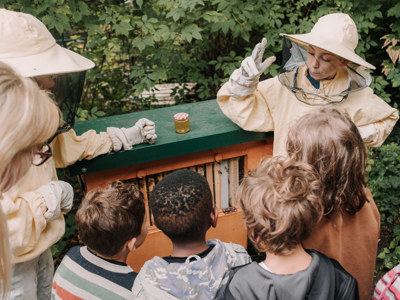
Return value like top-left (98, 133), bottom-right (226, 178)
top-left (0, 62), bottom-right (59, 192)
top-left (237, 157), bottom-right (323, 255)
top-left (287, 108), bottom-right (367, 216)
top-left (0, 62), bottom-right (59, 297)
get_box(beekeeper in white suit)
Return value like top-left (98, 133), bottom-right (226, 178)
top-left (0, 8), bottom-right (157, 299)
top-left (217, 13), bottom-right (398, 156)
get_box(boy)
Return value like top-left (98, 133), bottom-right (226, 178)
top-left (132, 169), bottom-right (251, 299)
top-left (217, 13), bottom-right (398, 156)
top-left (52, 181), bottom-right (148, 299)
top-left (225, 157), bottom-right (359, 299)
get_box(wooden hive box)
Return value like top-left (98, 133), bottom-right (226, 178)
top-left (68, 99), bottom-right (273, 271)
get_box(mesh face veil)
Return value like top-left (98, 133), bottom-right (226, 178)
top-left (278, 37), bottom-right (372, 106)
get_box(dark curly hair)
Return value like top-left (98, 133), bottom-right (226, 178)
top-left (150, 169), bottom-right (213, 243)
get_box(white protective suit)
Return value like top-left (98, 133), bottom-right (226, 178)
top-left (218, 65), bottom-right (399, 156)
top-left (1, 129), bottom-right (112, 263)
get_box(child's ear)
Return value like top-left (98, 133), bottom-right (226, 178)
top-left (127, 237), bottom-right (137, 252)
top-left (210, 207), bottom-right (218, 228)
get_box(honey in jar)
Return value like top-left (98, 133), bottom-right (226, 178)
top-left (174, 112), bottom-right (190, 133)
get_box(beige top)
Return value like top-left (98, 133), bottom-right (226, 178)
top-left (217, 66), bottom-right (399, 156)
top-left (303, 189), bottom-right (380, 300)
top-left (1, 129), bottom-right (112, 263)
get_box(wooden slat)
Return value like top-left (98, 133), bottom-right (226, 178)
top-left (205, 163), bottom-right (214, 204)
top-left (220, 160), bottom-right (229, 209)
top-left (213, 162), bottom-right (222, 209)
top-left (229, 158), bottom-right (239, 207)
top-left (138, 178), bottom-right (150, 226)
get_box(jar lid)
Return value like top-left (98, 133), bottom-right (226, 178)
top-left (174, 112), bottom-right (189, 120)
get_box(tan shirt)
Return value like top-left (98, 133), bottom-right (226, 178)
top-left (1, 129), bottom-right (113, 263)
top-left (217, 66), bottom-right (399, 156)
top-left (303, 189), bottom-right (380, 300)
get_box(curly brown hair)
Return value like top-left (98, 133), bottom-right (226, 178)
top-left (237, 156), bottom-right (323, 255)
top-left (76, 181), bottom-right (145, 257)
top-left (286, 108), bottom-right (368, 216)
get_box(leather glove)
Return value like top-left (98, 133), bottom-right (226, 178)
top-left (228, 38), bottom-right (276, 98)
top-left (107, 118), bottom-right (157, 152)
top-left (35, 181), bottom-right (74, 221)
top-left (357, 123), bottom-right (376, 143)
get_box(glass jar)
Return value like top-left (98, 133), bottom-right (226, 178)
top-left (174, 112), bottom-right (190, 133)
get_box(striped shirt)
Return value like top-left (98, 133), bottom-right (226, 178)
top-left (52, 245), bottom-right (137, 299)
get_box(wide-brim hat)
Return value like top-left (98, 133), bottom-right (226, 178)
top-left (280, 13), bottom-right (375, 70)
top-left (0, 9), bottom-right (95, 77)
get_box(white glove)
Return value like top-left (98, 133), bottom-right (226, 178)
top-left (228, 38), bottom-right (276, 98)
top-left (107, 118), bottom-right (157, 152)
top-left (357, 123), bottom-right (377, 143)
top-left (35, 181), bottom-right (74, 221)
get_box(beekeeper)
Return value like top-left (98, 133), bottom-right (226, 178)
top-left (0, 8), bottom-right (157, 299)
top-left (217, 12), bottom-right (398, 156)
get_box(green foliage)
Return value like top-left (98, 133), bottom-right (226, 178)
top-left (3, 0), bottom-right (399, 112)
top-left (368, 141), bottom-right (400, 269)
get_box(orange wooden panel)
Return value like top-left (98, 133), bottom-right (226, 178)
top-left (127, 208), bottom-right (247, 272)
top-left (81, 138), bottom-right (273, 191)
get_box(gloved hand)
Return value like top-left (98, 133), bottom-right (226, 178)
top-left (35, 181), bottom-right (74, 221)
top-left (357, 123), bottom-right (376, 143)
top-left (107, 118), bottom-right (157, 152)
top-left (228, 38), bottom-right (276, 98)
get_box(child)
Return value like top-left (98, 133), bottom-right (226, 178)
top-left (217, 12), bottom-right (398, 156)
top-left (0, 61), bottom-right (67, 299)
top-left (287, 108), bottom-right (379, 300)
top-left (132, 169), bottom-right (251, 299)
top-left (225, 156), bottom-right (359, 300)
top-left (0, 8), bottom-right (156, 298)
top-left (52, 181), bottom-right (147, 299)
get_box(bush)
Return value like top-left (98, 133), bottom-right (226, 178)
top-left (368, 139), bottom-right (400, 269)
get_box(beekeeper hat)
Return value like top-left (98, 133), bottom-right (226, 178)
top-left (0, 9), bottom-right (95, 77)
top-left (280, 13), bottom-right (375, 70)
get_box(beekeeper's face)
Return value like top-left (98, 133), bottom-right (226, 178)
top-left (307, 46), bottom-right (347, 81)
top-left (34, 75), bottom-right (58, 91)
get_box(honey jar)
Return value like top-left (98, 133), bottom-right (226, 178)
top-left (174, 112), bottom-right (190, 133)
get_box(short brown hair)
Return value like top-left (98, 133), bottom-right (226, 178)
top-left (76, 181), bottom-right (145, 257)
top-left (237, 157), bottom-right (323, 255)
top-left (287, 108), bottom-right (367, 216)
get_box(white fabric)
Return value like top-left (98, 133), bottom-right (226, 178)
top-left (107, 118), bottom-right (157, 151)
top-left (10, 248), bottom-right (54, 300)
top-left (228, 38), bottom-right (276, 98)
top-left (280, 13), bottom-right (375, 70)
top-left (357, 123), bottom-right (377, 143)
top-left (35, 181), bottom-right (73, 221)
top-left (218, 65), bottom-right (399, 156)
top-left (0, 9), bottom-right (94, 77)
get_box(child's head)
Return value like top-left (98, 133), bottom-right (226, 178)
top-left (150, 169), bottom-right (214, 244)
top-left (0, 62), bottom-right (59, 192)
top-left (76, 181), bottom-right (147, 258)
top-left (287, 108), bottom-right (367, 216)
top-left (237, 157), bottom-right (323, 255)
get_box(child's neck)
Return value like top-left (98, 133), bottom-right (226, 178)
top-left (264, 244), bottom-right (312, 275)
top-left (171, 239), bottom-right (209, 257)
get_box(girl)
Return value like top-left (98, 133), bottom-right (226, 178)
top-left (287, 108), bottom-right (379, 300)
